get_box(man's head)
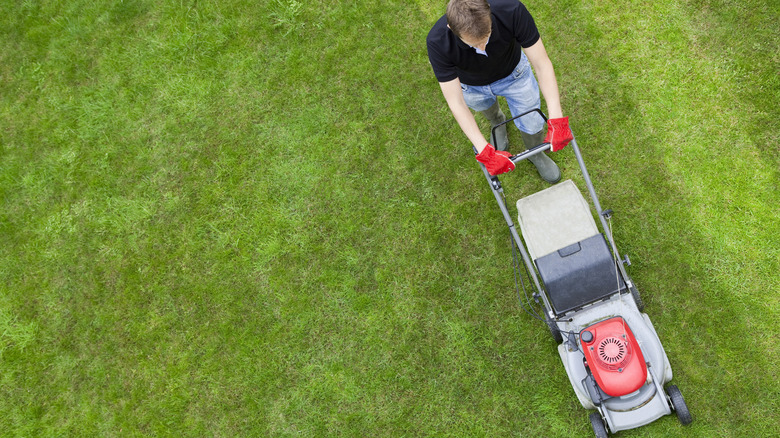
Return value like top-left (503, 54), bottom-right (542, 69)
top-left (446, 0), bottom-right (492, 45)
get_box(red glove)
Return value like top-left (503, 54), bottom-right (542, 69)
top-left (544, 117), bottom-right (573, 152)
top-left (475, 143), bottom-right (515, 176)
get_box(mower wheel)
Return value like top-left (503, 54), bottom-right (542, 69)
top-left (545, 316), bottom-right (563, 343)
top-left (629, 285), bottom-right (645, 311)
top-left (589, 412), bottom-right (608, 438)
top-left (666, 385), bottom-right (693, 425)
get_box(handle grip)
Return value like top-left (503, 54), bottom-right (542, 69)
top-left (510, 142), bottom-right (552, 164)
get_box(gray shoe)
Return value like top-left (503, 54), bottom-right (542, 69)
top-left (480, 101), bottom-right (508, 151)
top-left (521, 129), bottom-right (561, 183)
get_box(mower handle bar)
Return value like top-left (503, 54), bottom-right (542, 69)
top-left (490, 108), bottom-right (552, 164)
top-left (511, 142), bottom-right (552, 164)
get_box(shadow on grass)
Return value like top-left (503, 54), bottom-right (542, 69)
top-left (529, 1), bottom-right (779, 436)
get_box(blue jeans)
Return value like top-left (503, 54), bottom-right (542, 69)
top-left (460, 53), bottom-right (545, 134)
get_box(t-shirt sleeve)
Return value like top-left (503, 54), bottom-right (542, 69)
top-left (513, 2), bottom-right (540, 48)
top-left (425, 27), bottom-right (458, 82)
top-left (427, 34), bottom-right (458, 83)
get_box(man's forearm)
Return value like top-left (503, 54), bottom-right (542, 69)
top-left (536, 63), bottom-right (563, 119)
top-left (524, 38), bottom-right (564, 119)
top-left (449, 99), bottom-right (489, 153)
top-left (439, 79), bottom-right (489, 153)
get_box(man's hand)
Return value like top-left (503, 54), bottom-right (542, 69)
top-left (475, 143), bottom-right (515, 176)
top-left (544, 117), bottom-right (573, 152)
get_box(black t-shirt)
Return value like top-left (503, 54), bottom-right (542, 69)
top-left (426, 0), bottom-right (540, 86)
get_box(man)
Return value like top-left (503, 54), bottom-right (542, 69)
top-left (427, 0), bottom-right (573, 181)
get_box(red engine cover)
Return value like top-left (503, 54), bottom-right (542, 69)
top-left (580, 317), bottom-right (647, 397)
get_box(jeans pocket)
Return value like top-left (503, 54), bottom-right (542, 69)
top-left (512, 57), bottom-right (530, 79)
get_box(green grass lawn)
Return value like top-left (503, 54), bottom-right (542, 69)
top-left (1, 0), bottom-right (777, 436)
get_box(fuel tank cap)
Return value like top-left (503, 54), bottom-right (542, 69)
top-left (581, 330), bottom-right (594, 343)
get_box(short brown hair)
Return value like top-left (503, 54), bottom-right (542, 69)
top-left (446, 0), bottom-right (492, 39)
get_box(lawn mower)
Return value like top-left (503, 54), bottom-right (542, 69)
top-left (479, 109), bottom-right (692, 437)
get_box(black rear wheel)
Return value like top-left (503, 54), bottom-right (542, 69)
top-left (629, 285), bottom-right (645, 311)
top-left (546, 315), bottom-right (563, 343)
top-left (666, 385), bottom-right (693, 425)
top-left (589, 412), bottom-right (608, 438)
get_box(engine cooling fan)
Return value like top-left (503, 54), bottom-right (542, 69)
top-left (595, 336), bottom-right (632, 371)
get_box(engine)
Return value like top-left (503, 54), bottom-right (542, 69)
top-left (580, 317), bottom-right (648, 397)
